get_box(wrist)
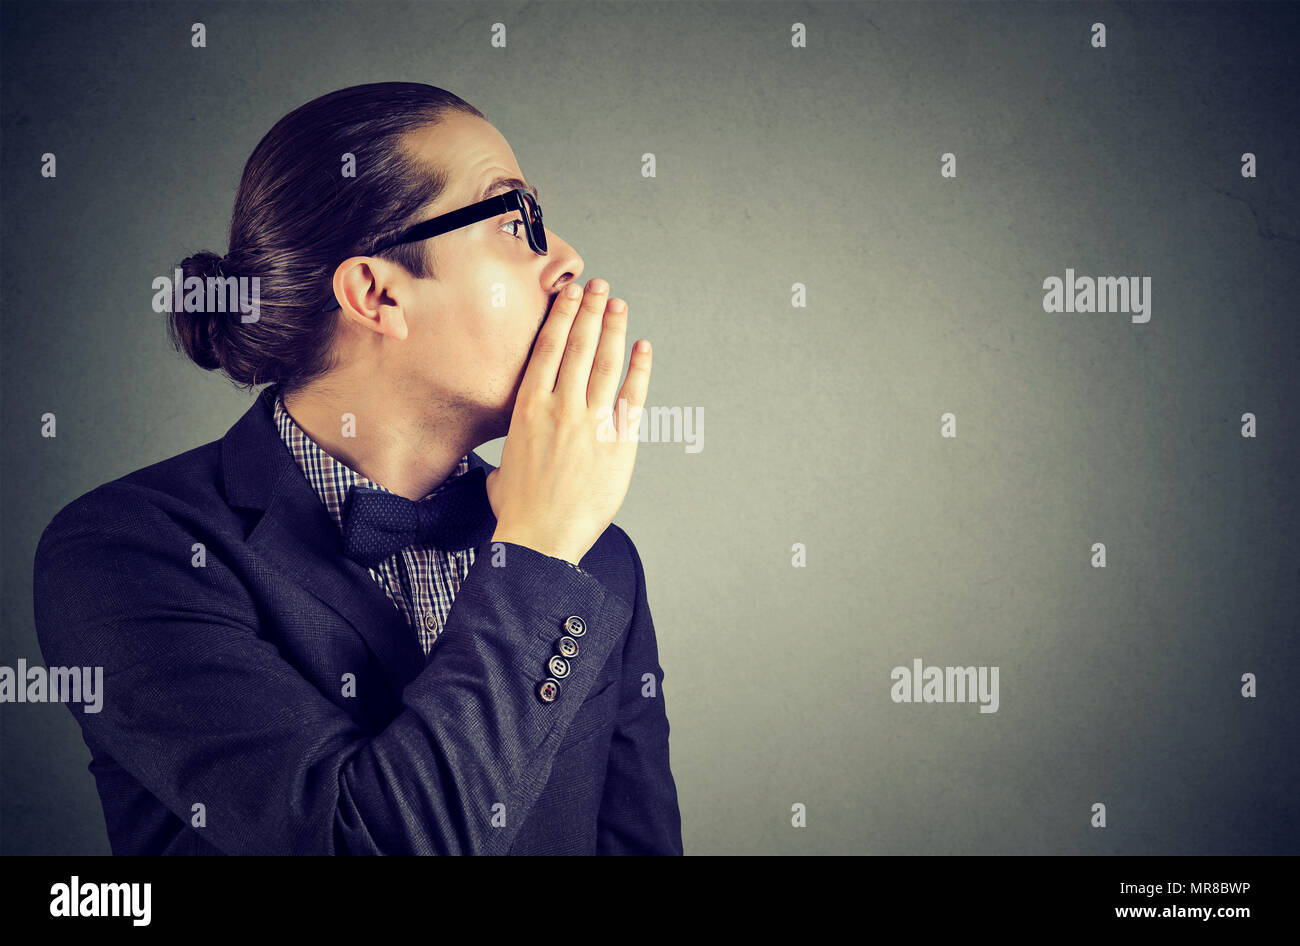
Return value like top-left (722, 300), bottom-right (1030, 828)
top-left (489, 529), bottom-right (579, 567)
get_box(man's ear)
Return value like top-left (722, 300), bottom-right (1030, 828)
top-left (375, 302), bottom-right (409, 341)
top-left (332, 256), bottom-right (410, 341)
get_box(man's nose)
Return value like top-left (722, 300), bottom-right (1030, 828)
top-left (543, 228), bottom-right (583, 291)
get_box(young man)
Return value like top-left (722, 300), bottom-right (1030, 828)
top-left (32, 83), bottom-right (683, 855)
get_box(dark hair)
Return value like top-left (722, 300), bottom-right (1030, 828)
top-left (168, 82), bottom-right (486, 397)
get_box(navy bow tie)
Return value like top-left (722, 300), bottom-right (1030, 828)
top-left (340, 466), bottom-right (497, 568)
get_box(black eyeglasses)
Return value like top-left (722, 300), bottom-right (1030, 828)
top-left (320, 187), bottom-right (546, 313)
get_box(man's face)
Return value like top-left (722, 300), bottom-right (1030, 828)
top-left (394, 113), bottom-right (584, 442)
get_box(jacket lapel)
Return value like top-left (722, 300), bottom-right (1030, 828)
top-left (219, 385), bottom-right (498, 693)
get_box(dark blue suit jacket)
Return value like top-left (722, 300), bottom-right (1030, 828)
top-left (32, 385), bottom-right (683, 855)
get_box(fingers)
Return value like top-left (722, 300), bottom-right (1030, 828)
top-left (586, 295), bottom-right (627, 412)
top-left (614, 339), bottom-right (651, 443)
top-left (519, 281), bottom-right (584, 401)
top-left (554, 278), bottom-right (610, 405)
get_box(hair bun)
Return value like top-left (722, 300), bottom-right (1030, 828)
top-left (180, 250), bottom-right (228, 282)
top-left (172, 251), bottom-right (234, 369)
top-left (208, 251), bottom-right (229, 279)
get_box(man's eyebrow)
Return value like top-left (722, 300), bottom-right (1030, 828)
top-left (477, 175), bottom-right (539, 204)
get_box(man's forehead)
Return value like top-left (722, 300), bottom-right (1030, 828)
top-left (403, 115), bottom-right (532, 204)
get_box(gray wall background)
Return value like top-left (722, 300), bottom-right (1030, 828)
top-left (3, 0), bottom-right (1298, 855)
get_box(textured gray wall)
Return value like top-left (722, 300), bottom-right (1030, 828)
top-left (3, 1), bottom-right (1298, 855)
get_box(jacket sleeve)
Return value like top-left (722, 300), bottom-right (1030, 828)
top-left (32, 484), bottom-right (633, 855)
top-left (595, 529), bottom-right (685, 854)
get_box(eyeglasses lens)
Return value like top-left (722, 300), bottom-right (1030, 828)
top-left (525, 193), bottom-right (546, 254)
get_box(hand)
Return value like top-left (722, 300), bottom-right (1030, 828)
top-left (484, 277), bottom-right (651, 566)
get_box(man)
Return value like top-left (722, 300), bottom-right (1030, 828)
top-left (32, 85), bottom-right (683, 855)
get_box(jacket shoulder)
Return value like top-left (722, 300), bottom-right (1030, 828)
top-left (40, 440), bottom-right (223, 525)
top-left (35, 440), bottom-right (227, 568)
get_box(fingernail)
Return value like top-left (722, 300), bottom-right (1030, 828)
top-left (565, 283), bottom-right (582, 299)
top-left (588, 278), bottom-right (607, 293)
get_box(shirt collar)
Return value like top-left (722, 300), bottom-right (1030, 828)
top-left (272, 392), bottom-right (470, 534)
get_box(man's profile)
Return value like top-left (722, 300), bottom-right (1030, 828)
top-left (31, 81), bottom-right (682, 855)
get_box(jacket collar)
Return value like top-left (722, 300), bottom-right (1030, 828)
top-left (220, 384), bottom-right (498, 691)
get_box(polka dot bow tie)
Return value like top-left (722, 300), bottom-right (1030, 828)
top-left (340, 466), bottom-right (497, 569)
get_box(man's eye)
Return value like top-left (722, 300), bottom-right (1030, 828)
top-left (500, 217), bottom-right (526, 239)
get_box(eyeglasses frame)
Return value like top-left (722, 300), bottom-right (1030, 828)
top-left (320, 187), bottom-right (546, 313)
